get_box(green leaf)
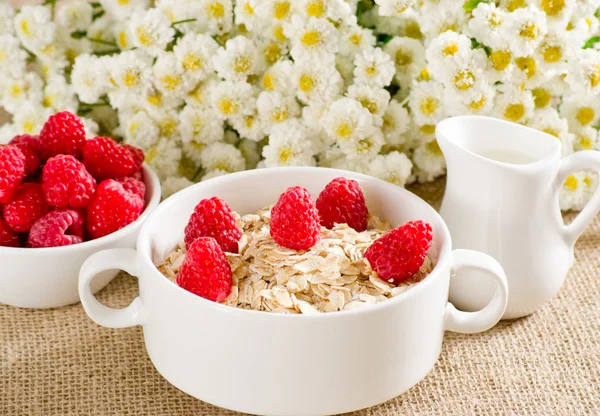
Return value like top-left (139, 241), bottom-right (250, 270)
top-left (595, 7), bottom-right (600, 20)
top-left (376, 33), bottom-right (393, 45)
top-left (583, 36), bottom-right (600, 49)
top-left (464, 0), bottom-right (489, 12)
top-left (92, 10), bottom-right (105, 20)
top-left (91, 2), bottom-right (101, 7)
top-left (71, 30), bottom-right (87, 39)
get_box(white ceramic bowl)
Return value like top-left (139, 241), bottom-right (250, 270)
top-left (0, 165), bottom-right (161, 309)
top-left (79, 167), bottom-right (507, 416)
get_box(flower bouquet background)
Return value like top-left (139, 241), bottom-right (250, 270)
top-left (0, 0), bottom-right (599, 208)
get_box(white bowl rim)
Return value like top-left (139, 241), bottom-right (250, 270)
top-left (0, 164), bottom-right (161, 256)
top-left (137, 166), bottom-right (453, 320)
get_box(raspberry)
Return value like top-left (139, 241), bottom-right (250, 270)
top-left (124, 144), bottom-right (145, 168)
top-left (0, 145), bottom-right (26, 204)
top-left (38, 111), bottom-right (86, 159)
top-left (87, 179), bottom-right (144, 239)
top-left (177, 237), bottom-right (232, 302)
top-left (116, 176), bottom-right (145, 200)
top-left (82, 137), bottom-right (142, 180)
top-left (27, 209), bottom-right (84, 248)
top-left (9, 135), bottom-right (41, 176)
top-left (270, 186), bottom-right (321, 250)
top-left (0, 218), bottom-right (20, 247)
top-left (42, 155), bottom-right (96, 208)
top-left (4, 183), bottom-right (50, 232)
top-left (365, 220), bottom-right (433, 285)
top-left (316, 177), bottom-right (369, 232)
top-left (184, 197), bottom-right (242, 253)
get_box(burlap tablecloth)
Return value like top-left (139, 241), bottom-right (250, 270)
top-left (1, 179), bottom-right (599, 415)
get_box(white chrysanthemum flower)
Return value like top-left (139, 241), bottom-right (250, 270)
top-left (1, 73), bottom-right (43, 115)
top-left (12, 102), bottom-right (51, 136)
top-left (409, 81), bottom-right (446, 126)
top-left (121, 111), bottom-right (160, 149)
top-left (146, 138), bottom-right (182, 181)
top-left (335, 55), bottom-right (354, 88)
top-left (535, 32), bottom-right (570, 75)
top-left (56, 0), bottom-right (93, 32)
top-left (468, 3), bottom-right (507, 49)
top-left (0, 35), bottom-right (27, 79)
top-left (257, 91), bottom-right (301, 133)
top-left (150, 109), bottom-right (181, 140)
top-left (367, 151), bottom-right (413, 187)
top-left (444, 83), bottom-right (496, 117)
top-left (261, 60), bottom-right (294, 94)
top-left (184, 77), bottom-right (218, 108)
top-left (256, 0), bottom-right (296, 24)
top-left (565, 49), bottom-right (600, 96)
top-left (326, 153), bottom-right (371, 173)
top-left (234, 0), bottom-right (261, 30)
top-left (179, 105), bottom-right (225, 144)
top-left (559, 95), bottom-right (600, 130)
top-left (375, 0), bottom-right (415, 17)
top-left (14, 6), bottom-right (55, 53)
top-left (573, 126), bottom-right (599, 151)
top-left (382, 99), bottom-right (410, 145)
top-left (485, 47), bottom-right (515, 83)
top-left (129, 8), bottom-right (175, 56)
top-left (214, 36), bottom-right (261, 81)
top-left (202, 169), bottom-right (231, 181)
top-left (99, 0), bottom-right (150, 20)
top-left (231, 111), bottom-right (266, 142)
top-left (239, 139), bottom-right (261, 169)
top-left (297, 0), bottom-right (352, 22)
top-left (383, 37), bottom-right (426, 87)
top-left (0, 4), bottom-right (15, 35)
top-left (346, 84), bottom-right (390, 123)
top-left (338, 21), bottom-right (377, 57)
top-left (294, 60), bottom-right (343, 105)
top-left (418, 0), bottom-right (469, 40)
top-left (112, 21), bottom-right (133, 50)
top-left (162, 176), bottom-right (194, 199)
top-left (426, 31), bottom-right (473, 78)
top-left (534, 0), bottom-right (575, 31)
top-left (263, 119), bottom-right (315, 167)
top-left (0, 123), bottom-right (17, 144)
top-left (285, 16), bottom-right (338, 62)
top-left (504, 6), bottom-right (548, 57)
top-left (43, 75), bottom-right (77, 113)
top-left (152, 52), bottom-right (196, 98)
top-left (527, 107), bottom-right (572, 155)
top-left (412, 139), bottom-right (446, 183)
top-left (254, 37), bottom-right (289, 68)
top-left (511, 55), bottom-right (552, 89)
top-left (322, 97), bottom-right (376, 153)
top-left (155, 0), bottom-right (189, 24)
top-left (559, 171), bottom-right (587, 211)
top-left (105, 51), bottom-right (153, 109)
top-left (136, 89), bottom-right (183, 118)
top-left (492, 84), bottom-right (535, 124)
top-left (173, 33), bottom-right (219, 84)
top-left (201, 142), bottom-right (245, 173)
top-left (197, 0), bottom-right (234, 35)
top-left (353, 47), bottom-right (395, 88)
top-left (210, 80), bottom-right (255, 120)
top-left (441, 49), bottom-right (488, 98)
top-left (343, 128), bottom-right (385, 160)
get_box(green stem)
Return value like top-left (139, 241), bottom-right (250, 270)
top-left (93, 49), bottom-right (121, 56)
top-left (191, 166), bottom-right (203, 181)
top-left (399, 95), bottom-right (410, 107)
top-left (172, 18), bottom-right (197, 26)
top-left (88, 38), bottom-right (118, 47)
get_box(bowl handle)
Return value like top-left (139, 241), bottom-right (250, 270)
top-left (79, 248), bottom-right (146, 328)
top-left (444, 249), bottom-right (508, 334)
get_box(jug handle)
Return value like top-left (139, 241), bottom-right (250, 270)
top-left (553, 151), bottom-right (600, 247)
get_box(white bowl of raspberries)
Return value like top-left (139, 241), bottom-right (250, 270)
top-left (0, 111), bottom-right (161, 308)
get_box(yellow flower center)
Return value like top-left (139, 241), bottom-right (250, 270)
top-left (123, 70), bottom-right (139, 87)
top-left (129, 120), bottom-right (139, 135)
top-left (564, 175), bottom-right (578, 191)
top-left (279, 147), bottom-right (292, 163)
top-left (301, 31), bottom-right (321, 47)
top-left (10, 85), bottom-right (22, 97)
top-left (191, 117), bottom-right (205, 135)
top-left (507, 0), bottom-right (526, 12)
top-left (405, 21), bottom-right (423, 40)
top-left (356, 137), bottom-right (374, 153)
top-left (420, 124), bottom-right (436, 135)
top-left (161, 75), bottom-right (181, 91)
top-left (207, 1), bottom-right (225, 18)
top-left (395, 49), bottom-right (413, 66)
top-left (543, 128), bottom-right (559, 138)
top-left (504, 103), bottom-right (525, 121)
top-left (532, 88), bottom-right (551, 108)
top-left (147, 95), bottom-right (162, 106)
top-left (488, 12), bottom-right (503, 27)
top-left (419, 68), bottom-right (431, 81)
top-left (542, 45), bottom-right (562, 63)
top-left (118, 32), bottom-right (128, 49)
top-left (136, 27), bottom-right (152, 46)
top-left (490, 50), bottom-right (512, 71)
top-left (218, 98), bottom-right (238, 115)
top-left (383, 114), bottom-right (395, 130)
top-left (578, 135), bottom-right (593, 150)
top-left (584, 177), bottom-right (592, 186)
top-left (519, 23), bottom-right (539, 41)
top-left (183, 53), bottom-right (203, 71)
top-left (306, 0), bottom-right (325, 17)
top-left (22, 121), bottom-right (34, 134)
top-left (469, 97), bottom-right (487, 111)
top-left (576, 107), bottom-right (595, 126)
top-left (299, 74), bottom-right (315, 92)
top-left (263, 73), bottom-right (275, 91)
top-left (440, 23), bottom-right (457, 33)
top-left (43, 94), bottom-right (54, 107)
top-left (118, 0), bottom-right (130, 5)
top-left (349, 33), bottom-right (362, 45)
top-left (160, 118), bottom-right (178, 137)
top-left (454, 70), bottom-right (475, 90)
top-left (540, 0), bottom-right (565, 17)
top-left (366, 64), bottom-right (377, 76)
top-left (589, 65), bottom-right (600, 88)
top-left (585, 18), bottom-right (592, 30)
top-left (515, 56), bottom-right (537, 79)
top-left (271, 108), bottom-right (289, 122)
top-left (335, 122), bottom-right (353, 139)
top-left (234, 56), bottom-right (251, 73)
top-left (263, 43), bottom-right (281, 65)
top-left (273, 25), bottom-right (286, 42)
top-left (20, 20), bottom-right (30, 36)
top-left (426, 140), bottom-right (442, 155)
top-left (245, 115), bottom-right (255, 128)
top-left (420, 97), bottom-right (439, 116)
top-left (442, 43), bottom-right (458, 56)
top-left (359, 98), bottom-right (378, 114)
top-left (273, 2), bottom-right (291, 20)
top-left (244, 1), bottom-right (254, 15)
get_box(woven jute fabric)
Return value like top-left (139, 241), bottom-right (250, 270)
top-left (1, 179), bottom-right (599, 416)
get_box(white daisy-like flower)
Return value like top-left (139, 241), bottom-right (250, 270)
top-left (418, 0), bottom-right (469, 40)
top-left (231, 110), bottom-right (266, 142)
top-left (43, 75), bottom-right (77, 113)
top-left (485, 47), bottom-right (515, 84)
top-left (285, 16), bottom-right (338, 63)
top-left (565, 49), bottom-right (600, 96)
top-left (173, 33), bottom-right (219, 83)
top-left (105, 51), bottom-right (153, 109)
top-left (263, 119), bottom-right (315, 167)
top-left (442, 49), bottom-right (488, 98)
top-left (0, 34), bottom-right (27, 79)
top-left (559, 94), bottom-right (600, 130)
top-left (86, 14), bottom-right (115, 53)
top-left (14, 6), bottom-right (55, 53)
top-left (343, 128), bottom-right (385, 160)
top-left (527, 107), bottom-right (572, 155)
top-left (256, 0), bottom-right (296, 24)
top-left (239, 139), bottom-right (261, 169)
top-left (412, 139), bottom-right (446, 183)
top-left (408, 81), bottom-right (446, 126)
top-left (261, 60), bottom-right (295, 94)
top-left (155, 0), bottom-right (188, 24)
top-left (137, 88), bottom-right (183, 117)
top-left (534, 0), bottom-right (575, 31)
top-left (535, 32), bottom-right (570, 75)
top-left (326, 153), bottom-right (372, 174)
top-left (367, 151), bottom-right (413, 187)
top-left (346, 84), bottom-right (390, 123)
top-left (425, 31), bottom-right (473, 78)
top-left (184, 77), bottom-right (218, 109)
top-left (129, 8), bottom-right (175, 56)
top-left (0, 4), bottom-right (15, 35)
top-left (197, 0), bottom-right (234, 35)
top-left (382, 99), bottom-right (410, 146)
top-left (336, 55), bottom-right (355, 89)
top-left (214, 36), bottom-right (261, 81)
top-left (152, 52), bottom-right (196, 98)
top-left (294, 60), bottom-right (343, 105)
top-left (162, 176), bottom-right (194, 199)
top-left (113, 21), bottom-right (133, 51)
top-left (234, 0), bottom-right (262, 31)
top-left (353, 46), bottom-right (395, 88)
top-left (150, 109), bottom-right (181, 140)
top-left (178, 105), bottom-right (225, 144)
top-left (444, 82), bottom-right (496, 117)
top-left (510, 55), bottom-right (550, 89)
top-left (559, 171), bottom-right (587, 211)
top-left (201, 142), bottom-right (246, 173)
top-left (99, 0), bottom-right (150, 20)
top-left (383, 36), bottom-right (426, 87)
top-left (202, 169), bottom-right (231, 181)
top-left (146, 138), bottom-right (182, 181)
top-left (12, 102), bottom-right (52, 136)
top-left (257, 91), bottom-right (301, 133)
top-left (492, 84), bottom-right (535, 124)
top-left (0, 123), bottom-right (17, 144)
top-left (254, 37), bottom-right (289, 67)
top-left (182, 140), bottom-right (207, 166)
top-left (1, 73), bottom-right (44, 115)
top-left (297, 0), bottom-right (352, 22)
top-left (121, 111), bottom-right (160, 150)
top-left (338, 21), bottom-right (377, 58)
top-left (375, 0), bottom-right (415, 17)
top-left (468, 3), bottom-right (507, 49)
top-left (56, 0), bottom-right (93, 33)
top-left (504, 6), bottom-right (548, 57)
top-left (210, 80), bottom-right (255, 120)
top-left (322, 97), bottom-right (376, 153)
top-left (573, 126), bottom-right (599, 151)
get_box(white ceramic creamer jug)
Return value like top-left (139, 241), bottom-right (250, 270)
top-left (436, 116), bottom-right (600, 319)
